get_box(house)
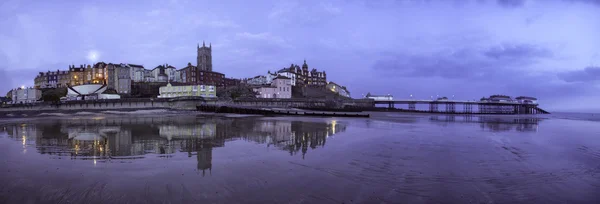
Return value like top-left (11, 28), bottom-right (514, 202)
top-left (158, 83), bottom-right (216, 98)
top-left (11, 87), bottom-right (42, 104)
top-left (326, 82), bottom-right (351, 98)
top-left (275, 60), bottom-right (326, 87)
top-left (0, 97), bottom-right (10, 105)
top-left (253, 76), bottom-right (292, 99)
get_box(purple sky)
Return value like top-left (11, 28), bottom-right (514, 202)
top-left (0, 0), bottom-right (599, 112)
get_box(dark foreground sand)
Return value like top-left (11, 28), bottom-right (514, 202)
top-left (0, 113), bottom-right (599, 203)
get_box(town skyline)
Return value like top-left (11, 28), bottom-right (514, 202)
top-left (1, 0), bottom-right (599, 112)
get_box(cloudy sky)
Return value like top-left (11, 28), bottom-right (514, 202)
top-left (0, 0), bottom-right (599, 112)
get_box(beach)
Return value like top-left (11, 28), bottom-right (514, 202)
top-left (0, 111), bottom-right (599, 203)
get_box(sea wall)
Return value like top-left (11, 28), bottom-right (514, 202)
top-left (0, 98), bottom-right (373, 113)
top-left (217, 98), bottom-right (374, 108)
top-left (0, 98), bottom-right (218, 113)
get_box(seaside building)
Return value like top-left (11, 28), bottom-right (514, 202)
top-left (325, 82), bottom-right (351, 98)
top-left (11, 87), bottom-right (41, 104)
top-left (365, 93), bottom-right (393, 101)
top-left (128, 64), bottom-right (146, 82)
top-left (276, 70), bottom-right (297, 86)
top-left (106, 63), bottom-right (132, 94)
top-left (253, 76), bottom-right (292, 99)
top-left (180, 63), bottom-right (225, 87)
top-left (275, 60), bottom-right (326, 87)
top-left (150, 64), bottom-right (170, 82)
top-left (85, 63), bottom-right (106, 84)
top-left (245, 73), bottom-right (276, 86)
top-left (65, 84), bottom-right (120, 100)
top-left (34, 70), bottom-right (69, 88)
top-left (488, 95), bottom-right (513, 102)
top-left (0, 97), bottom-right (10, 105)
top-left (69, 65), bottom-right (87, 86)
top-left (223, 78), bottom-right (241, 88)
top-left (34, 72), bottom-right (48, 89)
top-left (515, 96), bottom-right (538, 104)
top-left (157, 83), bottom-right (216, 98)
top-left (57, 70), bottom-right (70, 88)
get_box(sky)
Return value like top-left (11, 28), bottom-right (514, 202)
top-left (0, 0), bottom-right (599, 112)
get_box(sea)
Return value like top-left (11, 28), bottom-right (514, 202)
top-left (0, 111), bottom-right (599, 204)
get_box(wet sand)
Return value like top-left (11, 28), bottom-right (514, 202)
top-left (0, 113), bottom-right (599, 203)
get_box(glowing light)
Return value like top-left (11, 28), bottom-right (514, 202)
top-left (93, 159), bottom-right (97, 166)
top-left (20, 85), bottom-right (25, 89)
top-left (87, 50), bottom-right (100, 62)
top-left (331, 120), bottom-right (337, 133)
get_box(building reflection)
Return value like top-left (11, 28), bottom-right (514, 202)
top-left (429, 115), bottom-right (541, 132)
top-left (2, 116), bottom-right (347, 173)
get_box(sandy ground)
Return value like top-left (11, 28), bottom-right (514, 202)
top-left (0, 113), bottom-right (599, 203)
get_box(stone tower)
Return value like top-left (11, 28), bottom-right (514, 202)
top-left (197, 41), bottom-right (212, 71)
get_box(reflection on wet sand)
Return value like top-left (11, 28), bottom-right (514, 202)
top-left (0, 116), bottom-right (347, 173)
top-left (429, 115), bottom-right (542, 132)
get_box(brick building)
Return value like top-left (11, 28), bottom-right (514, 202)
top-left (179, 42), bottom-right (230, 87)
top-left (276, 60), bottom-right (326, 87)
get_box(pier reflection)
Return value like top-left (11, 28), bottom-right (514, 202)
top-left (0, 116), bottom-right (347, 172)
top-left (429, 115), bottom-right (542, 132)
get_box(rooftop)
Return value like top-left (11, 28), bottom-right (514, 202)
top-left (274, 76), bottom-right (291, 80)
top-left (128, 64), bottom-right (144, 68)
top-left (516, 96), bottom-right (537, 100)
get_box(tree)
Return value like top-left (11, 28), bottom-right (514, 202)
top-left (41, 88), bottom-right (67, 102)
top-left (217, 85), bottom-right (257, 100)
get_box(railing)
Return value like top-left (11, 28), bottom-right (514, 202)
top-left (373, 99), bottom-right (538, 105)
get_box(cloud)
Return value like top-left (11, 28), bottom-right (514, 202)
top-left (235, 32), bottom-right (286, 45)
top-left (557, 66), bottom-right (600, 82)
top-left (497, 0), bottom-right (527, 7)
top-left (373, 43), bottom-right (554, 80)
top-left (484, 44), bottom-right (553, 59)
top-left (268, 0), bottom-right (342, 25)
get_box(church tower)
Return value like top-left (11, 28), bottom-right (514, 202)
top-left (197, 41), bottom-right (212, 72)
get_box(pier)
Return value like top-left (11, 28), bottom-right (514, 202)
top-left (373, 99), bottom-right (549, 114)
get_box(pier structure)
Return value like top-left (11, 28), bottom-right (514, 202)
top-left (372, 99), bottom-right (549, 114)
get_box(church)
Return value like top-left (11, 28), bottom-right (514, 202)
top-left (180, 41), bottom-right (240, 88)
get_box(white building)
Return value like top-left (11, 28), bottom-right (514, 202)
top-left (164, 66), bottom-right (182, 82)
top-left (245, 72), bottom-right (294, 86)
top-left (246, 75), bottom-right (268, 85)
top-left (253, 76), bottom-right (292, 99)
top-left (128, 64), bottom-right (146, 82)
top-left (365, 93), bottom-right (393, 101)
top-left (158, 83), bottom-right (216, 98)
top-left (276, 71), bottom-right (297, 86)
top-left (11, 87), bottom-right (42, 104)
top-left (488, 95), bottom-right (513, 102)
top-left (65, 84), bottom-right (120, 100)
top-left (326, 82), bottom-right (350, 98)
top-left (107, 63), bottom-right (131, 94)
top-left (515, 96), bottom-right (538, 104)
